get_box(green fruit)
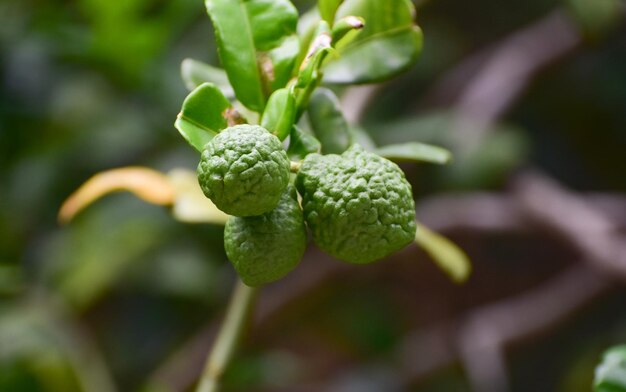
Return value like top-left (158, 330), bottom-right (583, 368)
top-left (296, 144), bottom-right (416, 264)
top-left (197, 124), bottom-right (290, 217)
top-left (224, 186), bottom-right (306, 287)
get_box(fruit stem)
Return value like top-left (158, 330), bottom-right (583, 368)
top-left (290, 161), bottom-right (302, 173)
top-left (196, 279), bottom-right (258, 392)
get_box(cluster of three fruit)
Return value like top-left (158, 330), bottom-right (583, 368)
top-left (197, 124), bottom-right (417, 287)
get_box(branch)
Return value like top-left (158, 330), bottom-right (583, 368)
top-left (416, 192), bottom-right (626, 234)
top-left (512, 171), bottom-right (626, 278)
top-left (457, 263), bottom-right (611, 391)
top-left (196, 280), bottom-right (258, 392)
top-left (425, 9), bottom-right (581, 156)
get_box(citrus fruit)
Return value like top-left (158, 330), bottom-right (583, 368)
top-left (197, 124), bottom-right (290, 217)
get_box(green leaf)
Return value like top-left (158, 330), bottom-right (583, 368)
top-left (323, 0), bottom-right (423, 84)
top-left (174, 83), bottom-right (233, 152)
top-left (595, 345), bottom-right (626, 392)
top-left (261, 35), bottom-right (300, 94)
top-left (295, 7), bottom-right (322, 70)
top-left (245, 0), bottom-right (299, 51)
top-left (331, 15), bottom-right (365, 43)
top-left (319, 0), bottom-right (343, 25)
top-left (376, 142), bottom-right (452, 165)
top-left (288, 125), bottom-right (322, 159)
top-left (261, 88), bottom-right (296, 141)
top-left (180, 58), bottom-right (235, 98)
top-left (307, 88), bottom-right (352, 154)
top-left (296, 22), bottom-right (333, 89)
top-left (205, 0), bottom-right (298, 111)
top-left (294, 25), bottom-right (334, 119)
top-left (414, 223), bottom-right (471, 283)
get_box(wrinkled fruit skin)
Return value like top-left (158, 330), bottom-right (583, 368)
top-left (224, 186), bottom-right (306, 287)
top-left (197, 124), bottom-right (290, 217)
top-left (296, 144), bottom-right (416, 264)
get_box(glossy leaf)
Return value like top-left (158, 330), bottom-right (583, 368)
top-left (319, 0), bottom-right (343, 25)
top-left (287, 125), bottom-right (322, 160)
top-left (261, 88), bottom-right (296, 141)
top-left (261, 35), bottom-right (300, 94)
top-left (414, 223), bottom-right (471, 283)
top-left (180, 58), bottom-right (235, 98)
top-left (294, 26), bottom-right (334, 119)
top-left (323, 0), bottom-right (423, 84)
top-left (376, 142), bottom-right (452, 165)
top-left (246, 0), bottom-right (299, 51)
top-left (295, 7), bottom-right (322, 70)
top-left (307, 88), bottom-right (352, 154)
top-left (205, 0), bottom-right (298, 111)
top-left (296, 22), bottom-right (333, 89)
top-left (174, 83), bottom-right (232, 151)
top-left (595, 345), bottom-right (626, 392)
top-left (331, 15), bottom-right (365, 43)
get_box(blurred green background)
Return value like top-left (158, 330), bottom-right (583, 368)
top-left (1, 0), bottom-right (625, 391)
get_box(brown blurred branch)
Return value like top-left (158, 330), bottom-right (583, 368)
top-left (398, 263), bottom-right (612, 391)
top-left (401, 172), bottom-right (626, 391)
top-left (513, 172), bottom-right (626, 277)
top-left (454, 10), bottom-right (580, 119)
top-left (457, 263), bottom-right (611, 391)
top-left (424, 9), bottom-right (582, 156)
top-left (417, 192), bottom-right (626, 234)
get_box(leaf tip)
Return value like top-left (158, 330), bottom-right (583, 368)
top-left (346, 16), bottom-right (365, 29)
top-left (414, 223), bottom-right (472, 284)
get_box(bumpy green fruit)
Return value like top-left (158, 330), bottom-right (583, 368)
top-left (197, 125), bottom-right (290, 217)
top-left (224, 186), bottom-right (306, 287)
top-left (296, 144), bottom-right (416, 264)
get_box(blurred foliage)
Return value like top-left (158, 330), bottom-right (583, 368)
top-left (1, 0), bottom-right (625, 391)
top-left (594, 345), bottom-right (626, 392)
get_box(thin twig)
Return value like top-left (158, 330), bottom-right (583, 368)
top-left (146, 254), bottom-right (349, 392)
top-left (196, 279), bottom-right (258, 392)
